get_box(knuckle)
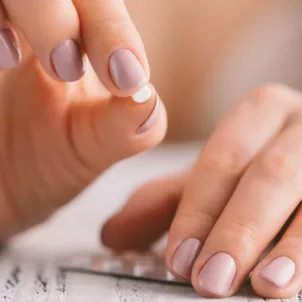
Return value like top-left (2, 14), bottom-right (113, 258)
top-left (176, 208), bottom-right (220, 234)
top-left (252, 84), bottom-right (287, 101)
top-left (245, 83), bottom-right (301, 110)
top-left (192, 209), bottom-right (220, 227)
top-left (203, 148), bottom-right (247, 175)
top-left (221, 220), bottom-right (260, 249)
top-left (258, 150), bottom-right (301, 181)
top-left (85, 17), bottom-right (130, 43)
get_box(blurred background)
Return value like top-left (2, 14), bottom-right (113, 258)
top-left (127, 0), bottom-right (302, 141)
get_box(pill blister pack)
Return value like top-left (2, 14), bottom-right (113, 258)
top-left (59, 252), bottom-right (190, 286)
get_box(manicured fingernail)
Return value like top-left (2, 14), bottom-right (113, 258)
top-left (51, 40), bottom-right (85, 82)
top-left (138, 94), bottom-right (162, 134)
top-left (198, 253), bottom-right (236, 296)
top-left (132, 85), bottom-right (152, 104)
top-left (172, 238), bottom-right (202, 279)
top-left (109, 49), bottom-right (146, 91)
top-left (0, 28), bottom-right (21, 69)
top-left (260, 256), bottom-right (295, 288)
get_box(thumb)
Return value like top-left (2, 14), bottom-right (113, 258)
top-left (0, 62), bottom-right (167, 241)
top-left (69, 84), bottom-right (167, 173)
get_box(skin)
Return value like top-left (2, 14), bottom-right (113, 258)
top-left (0, 0), bottom-right (167, 240)
top-left (0, 40), bottom-right (167, 241)
top-left (103, 85), bottom-right (302, 299)
top-left (0, 0), bottom-right (300, 299)
top-left (0, 0), bottom-right (149, 96)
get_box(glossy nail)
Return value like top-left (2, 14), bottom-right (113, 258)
top-left (198, 253), bottom-right (236, 296)
top-left (260, 256), bottom-right (295, 288)
top-left (0, 28), bottom-right (21, 69)
top-left (172, 238), bottom-right (202, 279)
top-left (51, 40), bottom-right (85, 82)
top-left (110, 49), bottom-right (146, 91)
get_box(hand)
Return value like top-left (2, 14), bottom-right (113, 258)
top-left (0, 47), bottom-right (166, 241)
top-left (0, 0), bottom-right (148, 97)
top-left (102, 84), bottom-right (302, 299)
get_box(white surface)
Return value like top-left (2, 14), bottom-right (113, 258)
top-left (0, 142), bottom-right (299, 301)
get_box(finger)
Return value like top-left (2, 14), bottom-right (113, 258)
top-left (0, 57), bottom-right (166, 241)
top-left (8, 58), bottom-right (165, 176)
top-left (191, 117), bottom-right (302, 297)
top-left (166, 85), bottom-right (301, 280)
top-left (1, 58), bottom-right (167, 232)
top-left (69, 84), bottom-right (167, 174)
top-left (252, 205), bottom-right (302, 298)
top-left (0, 4), bottom-right (20, 69)
top-left (101, 173), bottom-right (186, 252)
top-left (3, 0), bottom-right (85, 82)
top-left (73, 0), bottom-right (149, 97)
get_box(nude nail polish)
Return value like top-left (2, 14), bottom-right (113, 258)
top-left (51, 40), bottom-right (85, 82)
top-left (260, 256), bottom-right (295, 288)
top-left (109, 49), bottom-right (146, 91)
top-left (198, 253), bottom-right (236, 296)
top-left (0, 28), bottom-right (21, 69)
top-left (172, 238), bottom-right (202, 279)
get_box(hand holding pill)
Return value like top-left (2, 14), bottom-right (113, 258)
top-left (0, 39), bottom-right (166, 244)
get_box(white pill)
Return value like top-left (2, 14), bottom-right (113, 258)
top-left (132, 85), bottom-right (152, 103)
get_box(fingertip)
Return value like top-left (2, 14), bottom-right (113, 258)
top-left (108, 86), bottom-right (167, 156)
top-left (251, 261), bottom-right (298, 299)
top-left (68, 84), bottom-right (166, 174)
top-left (100, 216), bottom-right (126, 252)
top-left (50, 39), bottom-right (86, 82)
top-left (4, 0), bottom-right (83, 82)
top-left (100, 213), bottom-right (154, 252)
top-left (109, 48), bottom-right (149, 96)
top-left (101, 176), bottom-right (183, 253)
top-left (75, 0), bottom-right (150, 97)
top-left (251, 271), bottom-right (285, 298)
top-left (166, 238), bottom-right (203, 283)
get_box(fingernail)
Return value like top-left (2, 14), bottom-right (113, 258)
top-left (138, 94), bottom-right (162, 134)
top-left (0, 28), bottom-right (21, 69)
top-left (109, 49), bottom-right (146, 91)
top-left (51, 40), bottom-right (85, 82)
top-left (172, 238), bottom-right (202, 279)
top-left (198, 253), bottom-right (236, 296)
top-left (260, 256), bottom-right (295, 288)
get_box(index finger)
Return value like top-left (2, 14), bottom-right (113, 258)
top-left (74, 0), bottom-right (149, 97)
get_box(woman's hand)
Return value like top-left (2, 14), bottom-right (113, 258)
top-left (102, 84), bottom-right (302, 299)
top-left (0, 0), bottom-right (148, 97)
top-left (0, 0), bottom-right (167, 241)
top-left (0, 48), bottom-right (166, 242)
